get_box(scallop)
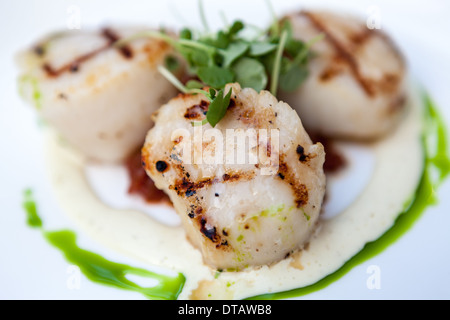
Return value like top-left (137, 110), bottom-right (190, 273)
top-left (280, 10), bottom-right (407, 140)
top-left (16, 27), bottom-right (180, 162)
top-left (142, 83), bottom-right (326, 270)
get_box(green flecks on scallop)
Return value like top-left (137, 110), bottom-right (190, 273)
top-left (18, 75), bottom-right (42, 110)
top-left (302, 208), bottom-right (311, 221)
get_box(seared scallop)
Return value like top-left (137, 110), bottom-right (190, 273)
top-left (16, 27), bottom-right (180, 162)
top-left (142, 83), bottom-right (326, 270)
top-left (280, 10), bottom-right (407, 140)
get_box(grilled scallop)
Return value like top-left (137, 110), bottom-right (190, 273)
top-left (17, 27), bottom-right (180, 162)
top-left (142, 83), bottom-right (326, 270)
top-left (280, 10), bottom-right (407, 140)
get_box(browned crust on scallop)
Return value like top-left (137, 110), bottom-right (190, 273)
top-left (278, 157), bottom-right (309, 208)
top-left (184, 100), bottom-right (209, 120)
top-left (40, 27), bottom-right (171, 78)
top-left (169, 171), bottom-right (255, 197)
top-left (141, 38), bottom-right (171, 67)
top-left (141, 145), bottom-right (153, 175)
top-left (299, 11), bottom-right (405, 98)
top-left (143, 84), bottom-right (317, 254)
top-left (300, 11), bottom-right (375, 96)
top-left (228, 102), bottom-right (277, 128)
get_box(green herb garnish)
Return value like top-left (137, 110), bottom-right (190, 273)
top-left (117, 2), bottom-right (319, 127)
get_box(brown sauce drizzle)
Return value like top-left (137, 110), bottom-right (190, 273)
top-left (125, 148), bottom-right (171, 204)
top-left (42, 28), bottom-right (133, 77)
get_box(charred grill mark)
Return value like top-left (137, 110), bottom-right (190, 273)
top-left (175, 177), bottom-right (214, 195)
top-left (319, 61), bottom-right (345, 82)
top-left (188, 205), bottom-right (203, 219)
top-left (184, 100), bottom-right (209, 119)
top-left (42, 27), bottom-right (133, 77)
top-left (296, 144), bottom-right (316, 163)
top-left (296, 144), bottom-right (315, 163)
top-left (200, 218), bottom-right (220, 243)
top-left (296, 145), bottom-right (307, 162)
top-left (171, 172), bottom-right (251, 197)
top-left (119, 46), bottom-right (133, 58)
top-left (222, 173), bottom-right (241, 182)
top-left (185, 189), bottom-right (196, 197)
top-left (299, 11), bottom-right (405, 97)
top-left (293, 184), bottom-right (309, 207)
top-left (228, 98), bottom-right (236, 109)
top-left (300, 11), bottom-right (376, 97)
top-left (278, 158), bottom-right (309, 208)
top-left (155, 160), bottom-right (168, 173)
top-left (188, 205), bottom-right (228, 247)
top-left (349, 28), bottom-right (374, 46)
top-left (101, 28), bottom-right (133, 58)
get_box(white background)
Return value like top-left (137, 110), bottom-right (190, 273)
top-left (0, 0), bottom-right (449, 299)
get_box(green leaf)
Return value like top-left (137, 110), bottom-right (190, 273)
top-left (270, 29), bottom-right (289, 96)
top-left (279, 65), bottom-right (308, 92)
top-left (201, 31), bottom-right (229, 49)
top-left (280, 19), bottom-right (294, 39)
top-left (285, 38), bottom-right (306, 58)
top-left (186, 48), bottom-right (212, 68)
top-left (164, 55), bottom-right (180, 72)
top-left (206, 88), bottom-right (233, 127)
top-left (228, 20), bottom-right (244, 35)
top-left (180, 28), bottom-right (192, 40)
top-left (209, 88), bottom-right (217, 99)
top-left (220, 41), bottom-right (249, 68)
top-left (249, 42), bottom-right (277, 56)
top-left (197, 65), bottom-right (234, 88)
top-left (228, 20), bottom-right (244, 36)
top-left (232, 57), bottom-right (267, 92)
top-left (142, 15), bottom-right (318, 128)
top-left (186, 80), bottom-right (204, 89)
top-left (191, 119), bottom-right (209, 127)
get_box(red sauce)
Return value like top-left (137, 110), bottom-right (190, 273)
top-left (310, 133), bottom-right (347, 174)
top-left (125, 149), bottom-right (171, 205)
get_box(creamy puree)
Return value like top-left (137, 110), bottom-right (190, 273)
top-left (44, 84), bottom-right (424, 299)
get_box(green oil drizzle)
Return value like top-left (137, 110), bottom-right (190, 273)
top-left (22, 190), bottom-right (185, 300)
top-left (248, 92), bottom-right (450, 299)
top-left (23, 189), bottom-right (42, 228)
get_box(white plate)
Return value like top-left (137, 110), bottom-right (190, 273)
top-left (1, 0), bottom-right (450, 300)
